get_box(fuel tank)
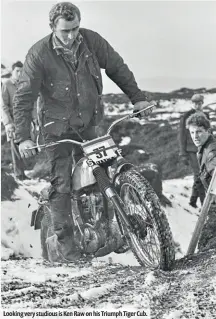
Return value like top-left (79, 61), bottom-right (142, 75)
top-left (71, 158), bottom-right (96, 191)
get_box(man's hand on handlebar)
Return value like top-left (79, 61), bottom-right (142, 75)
top-left (19, 139), bottom-right (37, 158)
top-left (133, 101), bottom-right (154, 117)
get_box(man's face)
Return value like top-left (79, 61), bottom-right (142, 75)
top-left (193, 101), bottom-right (203, 111)
top-left (53, 16), bottom-right (80, 46)
top-left (12, 67), bottom-right (22, 81)
top-left (189, 125), bottom-right (210, 147)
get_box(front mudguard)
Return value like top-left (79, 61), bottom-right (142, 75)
top-left (111, 156), bottom-right (134, 189)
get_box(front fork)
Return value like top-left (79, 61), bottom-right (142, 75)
top-left (92, 165), bottom-right (132, 232)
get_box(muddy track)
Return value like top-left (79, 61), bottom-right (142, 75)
top-left (1, 248), bottom-right (216, 318)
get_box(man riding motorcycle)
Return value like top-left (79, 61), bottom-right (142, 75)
top-left (13, 2), bottom-right (152, 262)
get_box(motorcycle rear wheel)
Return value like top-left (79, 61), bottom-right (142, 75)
top-left (115, 168), bottom-right (175, 270)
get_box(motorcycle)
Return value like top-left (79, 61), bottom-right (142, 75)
top-left (31, 105), bottom-right (175, 270)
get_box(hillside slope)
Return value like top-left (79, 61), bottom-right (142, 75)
top-left (1, 176), bottom-right (216, 318)
top-left (1, 249), bottom-right (216, 318)
top-left (1, 175), bottom-right (199, 261)
top-left (1, 93), bottom-right (215, 181)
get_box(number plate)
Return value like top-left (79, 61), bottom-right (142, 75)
top-left (82, 135), bottom-right (120, 164)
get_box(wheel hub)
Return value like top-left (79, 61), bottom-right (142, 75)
top-left (128, 214), bottom-right (150, 239)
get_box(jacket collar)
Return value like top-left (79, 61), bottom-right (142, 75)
top-left (52, 33), bottom-right (83, 56)
top-left (10, 78), bottom-right (18, 86)
top-left (197, 134), bottom-right (214, 154)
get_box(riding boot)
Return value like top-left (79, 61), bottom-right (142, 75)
top-left (46, 189), bottom-right (82, 262)
top-left (46, 225), bottom-right (82, 263)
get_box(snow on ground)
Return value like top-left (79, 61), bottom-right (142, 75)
top-left (1, 175), bottom-right (216, 318)
top-left (159, 93), bottom-right (216, 113)
top-left (163, 175), bottom-right (200, 257)
top-left (1, 178), bottom-right (48, 260)
top-left (2, 249), bottom-right (216, 316)
top-left (1, 176), bottom-right (140, 265)
top-left (119, 136), bottom-right (131, 146)
top-left (103, 93), bottom-right (216, 134)
top-left (103, 93), bottom-right (216, 136)
top-left (1, 175), bottom-right (200, 263)
top-left (105, 93), bottom-right (216, 124)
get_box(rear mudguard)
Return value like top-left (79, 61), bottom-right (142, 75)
top-left (30, 205), bottom-right (44, 230)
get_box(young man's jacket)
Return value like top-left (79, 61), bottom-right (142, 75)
top-left (1, 78), bottom-right (37, 141)
top-left (197, 135), bottom-right (216, 191)
top-left (179, 109), bottom-right (209, 155)
top-left (13, 28), bottom-right (147, 143)
top-left (1, 78), bottom-right (17, 126)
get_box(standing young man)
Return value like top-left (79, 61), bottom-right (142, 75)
top-left (1, 61), bottom-right (29, 180)
top-left (187, 112), bottom-right (216, 250)
top-left (179, 94), bottom-right (206, 208)
top-left (13, 2), bottom-right (152, 262)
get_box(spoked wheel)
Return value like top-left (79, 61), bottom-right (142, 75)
top-left (115, 169), bottom-right (175, 270)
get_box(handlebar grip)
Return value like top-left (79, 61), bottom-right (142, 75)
top-left (132, 110), bottom-right (142, 118)
top-left (133, 104), bottom-right (155, 118)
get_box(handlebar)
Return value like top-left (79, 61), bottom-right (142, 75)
top-left (28, 138), bottom-right (83, 152)
top-left (107, 103), bottom-right (155, 135)
top-left (28, 104), bottom-right (155, 150)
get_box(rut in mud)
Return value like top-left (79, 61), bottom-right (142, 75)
top-left (1, 165), bottom-right (216, 318)
top-left (1, 248), bottom-right (216, 319)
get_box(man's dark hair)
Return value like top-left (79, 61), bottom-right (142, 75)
top-left (49, 2), bottom-right (81, 26)
top-left (12, 61), bottom-right (23, 70)
top-left (186, 112), bottom-right (211, 130)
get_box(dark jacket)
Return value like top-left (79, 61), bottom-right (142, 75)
top-left (179, 109), bottom-right (209, 155)
top-left (1, 78), bottom-right (17, 126)
top-left (197, 135), bottom-right (216, 191)
top-left (13, 28), bottom-right (147, 142)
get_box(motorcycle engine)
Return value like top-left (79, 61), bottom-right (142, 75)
top-left (78, 192), bottom-right (104, 225)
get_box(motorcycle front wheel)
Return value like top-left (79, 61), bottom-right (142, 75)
top-left (115, 168), bottom-right (175, 270)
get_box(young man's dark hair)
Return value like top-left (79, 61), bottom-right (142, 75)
top-left (12, 61), bottom-right (23, 70)
top-left (186, 112), bottom-right (211, 130)
top-left (49, 2), bottom-right (81, 26)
